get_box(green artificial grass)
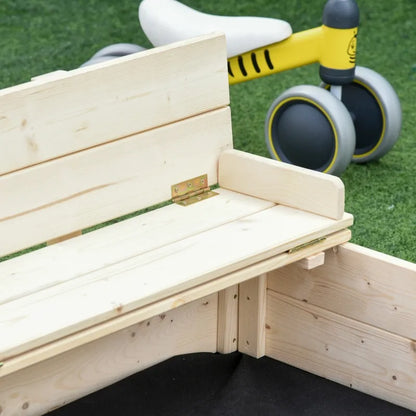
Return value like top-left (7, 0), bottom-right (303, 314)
top-left (0, 0), bottom-right (414, 262)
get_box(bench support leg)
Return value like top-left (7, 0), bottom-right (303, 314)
top-left (217, 285), bottom-right (239, 353)
top-left (238, 274), bottom-right (267, 358)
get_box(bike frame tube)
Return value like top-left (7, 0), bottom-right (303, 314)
top-left (228, 25), bottom-right (358, 85)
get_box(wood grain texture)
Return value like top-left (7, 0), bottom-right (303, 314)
top-left (266, 290), bottom-right (416, 412)
top-left (268, 242), bottom-right (416, 339)
top-left (0, 189), bottom-right (273, 306)
top-left (0, 295), bottom-right (217, 416)
top-left (218, 149), bottom-right (345, 220)
top-left (0, 205), bottom-right (352, 362)
top-left (238, 275), bottom-right (267, 358)
top-left (217, 285), bottom-right (239, 353)
top-left (0, 107), bottom-right (233, 257)
top-left (0, 229), bottom-right (351, 377)
top-left (0, 33), bottom-right (229, 175)
top-left (298, 251), bottom-right (325, 270)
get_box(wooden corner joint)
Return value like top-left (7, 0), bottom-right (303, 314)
top-left (298, 251), bottom-right (326, 270)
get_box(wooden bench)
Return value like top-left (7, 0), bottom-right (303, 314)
top-left (0, 33), bottom-right (415, 415)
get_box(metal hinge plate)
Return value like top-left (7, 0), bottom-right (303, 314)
top-left (288, 237), bottom-right (326, 254)
top-left (171, 174), bottom-right (218, 206)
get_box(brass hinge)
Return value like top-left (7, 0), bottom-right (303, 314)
top-left (171, 174), bottom-right (218, 206)
top-left (288, 237), bottom-right (326, 254)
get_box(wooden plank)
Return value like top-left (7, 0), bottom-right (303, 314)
top-left (0, 33), bottom-right (229, 175)
top-left (268, 242), bottom-right (416, 339)
top-left (265, 290), bottom-right (416, 412)
top-left (0, 229), bottom-right (351, 377)
top-left (218, 149), bottom-right (345, 220)
top-left (0, 204), bottom-right (352, 362)
top-left (0, 189), bottom-right (273, 306)
top-left (238, 275), bottom-right (267, 358)
top-left (217, 285), bottom-right (239, 353)
top-left (0, 107), bottom-right (233, 257)
top-left (298, 251), bottom-right (325, 270)
top-left (0, 295), bottom-right (217, 416)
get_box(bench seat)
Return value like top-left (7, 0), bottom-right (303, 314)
top-left (0, 185), bottom-right (352, 376)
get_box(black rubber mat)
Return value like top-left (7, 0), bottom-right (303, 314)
top-left (50, 353), bottom-right (414, 416)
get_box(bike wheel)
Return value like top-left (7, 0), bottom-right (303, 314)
top-left (322, 66), bottom-right (402, 163)
top-left (265, 85), bottom-right (355, 176)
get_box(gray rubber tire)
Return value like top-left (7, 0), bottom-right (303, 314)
top-left (265, 85), bottom-right (356, 176)
top-left (321, 66), bottom-right (402, 163)
top-left (91, 43), bottom-right (146, 59)
top-left (81, 44), bottom-right (146, 67)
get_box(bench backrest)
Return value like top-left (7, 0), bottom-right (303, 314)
top-left (0, 33), bottom-right (232, 257)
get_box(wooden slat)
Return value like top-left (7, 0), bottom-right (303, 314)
top-left (0, 295), bottom-right (217, 416)
top-left (266, 290), bottom-right (416, 412)
top-left (298, 251), bottom-right (325, 270)
top-left (0, 205), bottom-right (352, 362)
top-left (268, 243), bottom-right (416, 339)
top-left (238, 275), bottom-right (267, 358)
top-left (219, 149), bottom-right (345, 220)
top-left (217, 285), bottom-right (239, 353)
top-left (0, 33), bottom-right (229, 175)
top-left (0, 107), bottom-right (233, 257)
top-left (0, 189), bottom-right (273, 306)
top-left (0, 229), bottom-right (351, 377)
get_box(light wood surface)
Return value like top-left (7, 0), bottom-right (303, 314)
top-left (266, 290), bottom-right (416, 412)
top-left (238, 275), bottom-right (267, 358)
top-left (0, 107), bottom-right (233, 257)
top-left (0, 189), bottom-right (273, 306)
top-left (0, 229), bottom-right (351, 378)
top-left (298, 251), bottom-right (325, 270)
top-left (0, 33), bottom-right (229, 175)
top-left (217, 285), bottom-right (239, 353)
top-left (219, 149), bottom-right (345, 220)
top-left (0, 295), bottom-right (217, 416)
top-left (0, 201), bottom-right (352, 362)
top-left (268, 243), bottom-right (416, 339)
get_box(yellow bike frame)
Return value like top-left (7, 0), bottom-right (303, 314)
top-left (228, 26), bottom-right (357, 85)
top-left (228, 0), bottom-right (359, 86)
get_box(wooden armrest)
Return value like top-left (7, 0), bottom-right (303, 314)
top-left (218, 149), bottom-right (345, 220)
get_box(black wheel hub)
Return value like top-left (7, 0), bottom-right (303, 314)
top-left (270, 100), bottom-right (336, 171)
top-left (341, 82), bottom-right (383, 156)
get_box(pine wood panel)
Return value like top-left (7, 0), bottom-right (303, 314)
top-left (219, 149), bottom-right (345, 220)
top-left (266, 290), bottom-right (416, 412)
top-left (0, 33), bottom-right (229, 175)
top-left (0, 189), bottom-right (273, 306)
top-left (0, 229), bottom-right (351, 377)
top-left (0, 107), bottom-right (232, 257)
top-left (0, 205), bottom-right (352, 362)
top-left (268, 243), bottom-right (416, 339)
top-left (0, 295), bottom-right (217, 416)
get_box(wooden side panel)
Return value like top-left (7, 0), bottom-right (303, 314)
top-left (0, 295), bottom-right (218, 416)
top-left (238, 275), bottom-right (267, 358)
top-left (268, 243), bottom-right (416, 339)
top-left (0, 33), bottom-right (229, 175)
top-left (218, 149), bottom-right (345, 220)
top-left (0, 107), bottom-right (233, 257)
top-left (217, 285), bottom-right (239, 353)
top-left (266, 290), bottom-right (416, 412)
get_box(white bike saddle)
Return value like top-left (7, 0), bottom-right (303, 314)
top-left (139, 0), bottom-right (292, 57)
